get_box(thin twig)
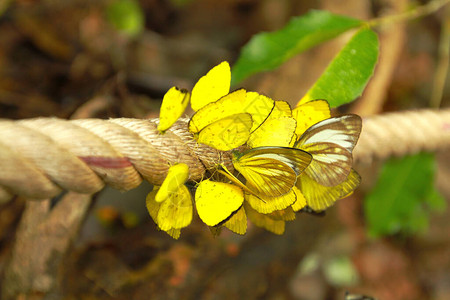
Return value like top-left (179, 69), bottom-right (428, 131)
top-left (366, 0), bottom-right (450, 28)
top-left (430, 4), bottom-right (450, 108)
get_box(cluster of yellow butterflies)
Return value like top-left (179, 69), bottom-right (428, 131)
top-left (147, 61), bottom-right (362, 239)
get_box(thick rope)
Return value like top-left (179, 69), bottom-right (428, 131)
top-left (0, 109), bottom-right (449, 201)
top-left (0, 118), bottom-right (232, 201)
top-left (353, 108), bottom-right (450, 164)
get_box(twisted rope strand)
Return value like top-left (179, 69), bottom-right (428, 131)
top-left (0, 109), bottom-right (449, 201)
top-left (0, 117), bottom-right (231, 201)
top-left (353, 109), bottom-right (450, 164)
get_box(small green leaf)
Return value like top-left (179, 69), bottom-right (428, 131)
top-left (365, 153), bottom-right (446, 238)
top-left (301, 28), bottom-right (379, 107)
top-left (107, 0), bottom-right (145, 37)
top-left (231, 10), bottom-right (362, 85)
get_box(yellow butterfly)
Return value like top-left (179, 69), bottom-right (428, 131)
top-left (293, 114), bottom-right (362, 211)
top-left (292, 99), bottom-right (331, 136)
top-left (245, 187), bottom-right (297, 214)
top-left (190, 61), bottom-right (231, 111)
top-left (247, 101), bottom-right (297, 148)
top-left (297, 168), bottom-right (361, 211)
top-left (223, 205), bottom-right (247, 235)
top-left (290, 186), bottom-right (307, 212)
top-left (146, 163), bottom-right (193, 238)
top-left (195, 113), bottom-right (253, 151)
top-left (247, 115), bottom-right (297, 148)
top-left (219, 146), bottom-right (312, 199)
top-left (244, 202), bottom-right (285, 235)
top-left (244, 92), bottom-right (276, 132)
top-left (157, 87), bottom-right (190, 133)
top-left (189, 89), bottom-right (274, 134)
top-left (155, 163), bottom-right (190, 203)
top-left (195, 179), bottom-right (244, 226)
top-left (189, 89), bottom-right (275, 151)
top-left (154, 185), bottom-right (193, 231)
top-left (268, 206), bottom-right (296, 221)
top-left (189, 89), bottom-right (247, 134)
top-left (146, 187), bottom-right (191, 239)
top-left (294, 114), bottom-right (362, 187)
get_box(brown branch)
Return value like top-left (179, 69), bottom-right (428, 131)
top-left (1, 193), bottom-right (92, 299)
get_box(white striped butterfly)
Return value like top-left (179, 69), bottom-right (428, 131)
top-left (294, 114), bottom-right (362, 187)
top-left (293, 114), bottom-right (362, 211)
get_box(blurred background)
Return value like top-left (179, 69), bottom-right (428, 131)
top-left (0, 0), bottom-right (449, 299)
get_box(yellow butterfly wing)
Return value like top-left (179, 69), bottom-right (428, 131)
top-left (189, 90), bottom-right (274, 134)
top-left (267, 206), bottom-right (296, 221)
top-left (244, 202), bottom-right (285, 235)
top-left (146, 188), bottom-right (160, 221)
top-left (224, 205), bottom-right (247, 235)
top-left (291, 186), bottom-right (307, 212)
top-left (217, 163), bottom-right (255, 195)
top-left (218, 162), bottom-right (295, 215)
top-left (191, 61), bottom-right (231, 111)
top-left (245, 188), bottom-right (297, 214)
top-left (165, 228), bottom-right (181, 239)
top-left (297, 168), bottom-right (361, 211)
top-left (247, 116), bottom-right (297, 148)
top-left (155, 163), bottom-right (189, 203)
top-left (146, 188), bottom-right (185, 239)
top-left (248, 100), bottom-right (295, 148)
top-left (272, 100), bottom-right (293, 117)
top-left (195, 180), bottom-right (244, 226)
top-left (196, 113), bottom-right (252, 151)
top-left (189, 89), bottom-right (247, 133)
top-left (244, 92), bottom-right (275, 132)
top-left (157, 184), bottom-right (193, 231)
top-left (158, 87), bottom-right (190, 133)
top-left (233, 147), bottom-right (312, 196)
top-left (234, 155), bottom-right (297, 198)
top-left (301, 143), bottom-right (353, 187)
top-left (293, 99), bottom-right (330, 136)
top-left (295, 115), bottom-right (362, 186)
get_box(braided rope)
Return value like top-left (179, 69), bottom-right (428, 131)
top-left (0, 108), bottom-right (449, 202)
top-left (353, 108), bottom-right (450, 164)
top-left (0, 118), bottom-right (232, 201)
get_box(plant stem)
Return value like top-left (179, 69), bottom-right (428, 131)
top-left (366, 0), bottom-right (450, 28)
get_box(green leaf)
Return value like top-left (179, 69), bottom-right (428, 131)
top-left (301, 28), bottom-right (379, 107)
top-left (364, 153), bottom-right (446, 238)
top-left (231, 10), bottom-right (362, 85)
top-left (107, 0), bottom-right (145, 37)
